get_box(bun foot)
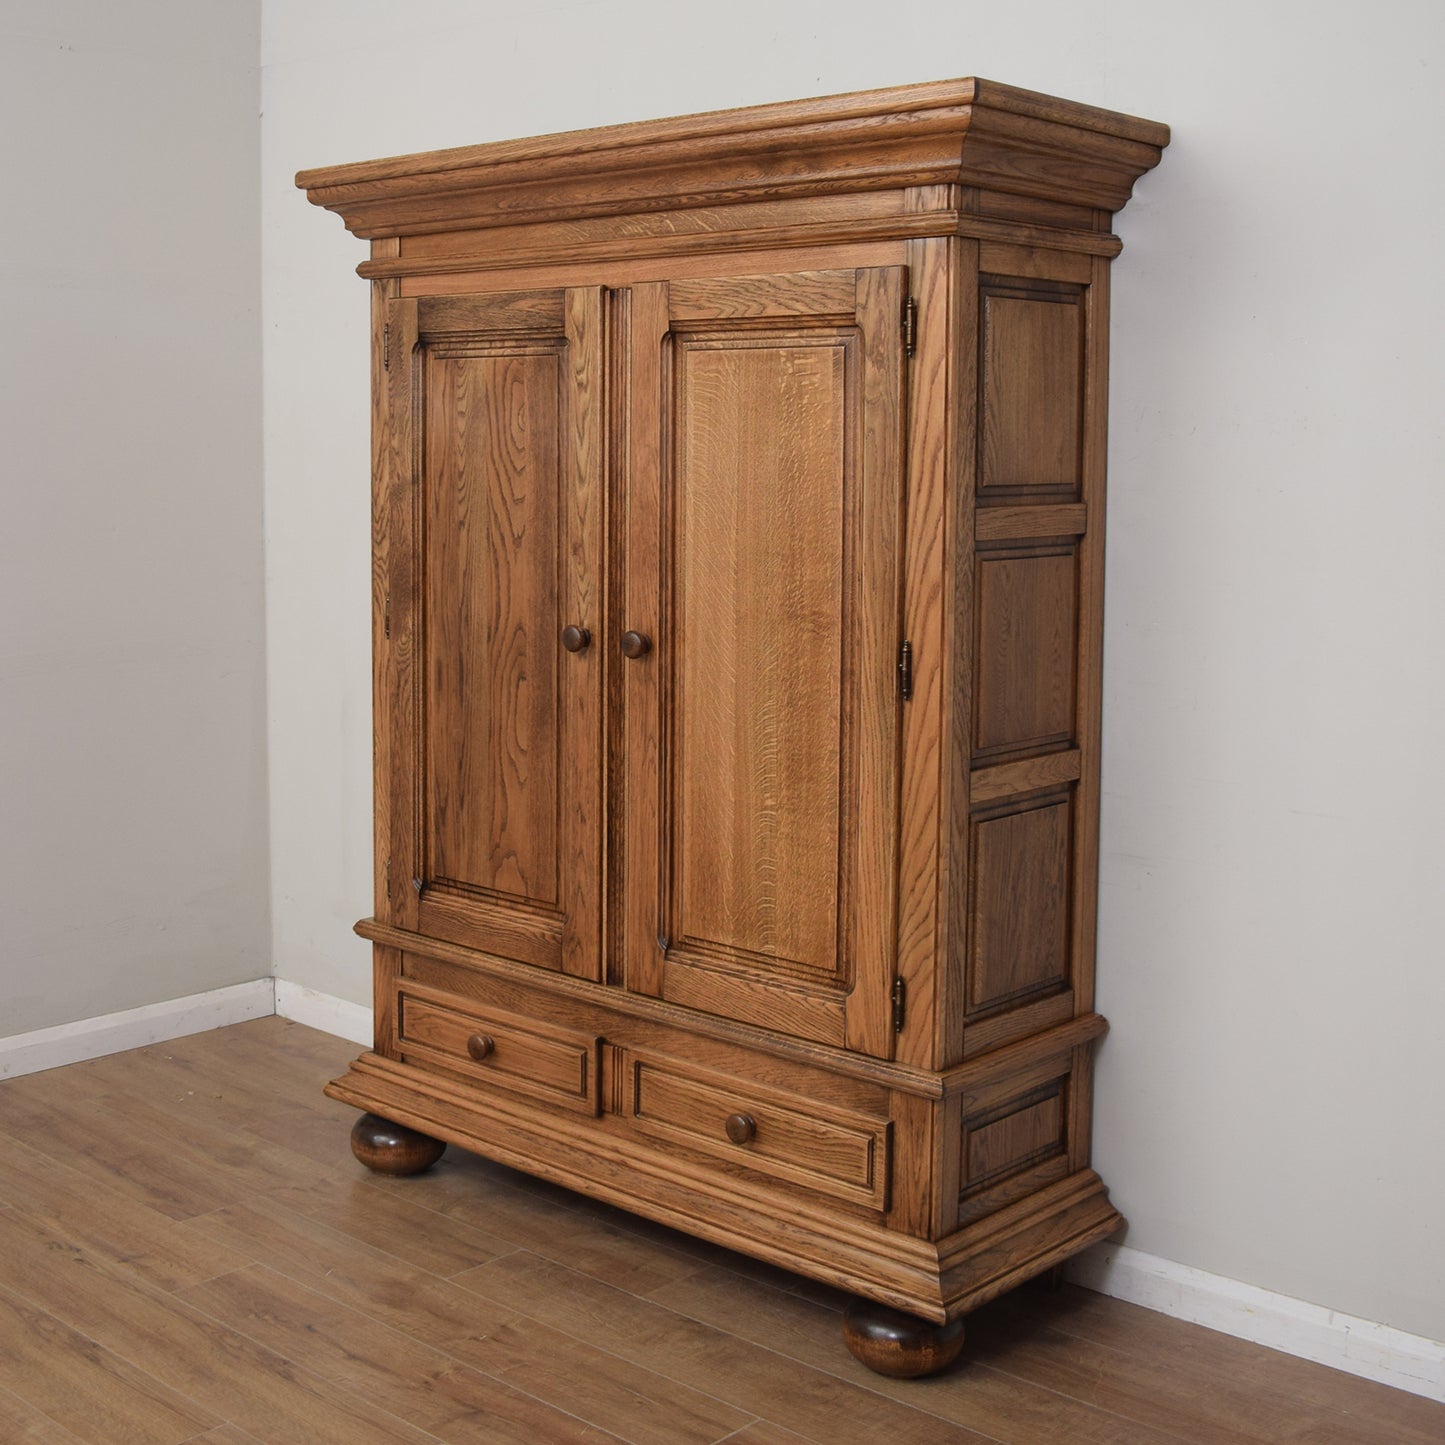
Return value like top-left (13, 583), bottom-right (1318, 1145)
top-left (842, 1298), bottom-right (965, 1378)
top-left (349, 1112), bottom-right (446, 1175)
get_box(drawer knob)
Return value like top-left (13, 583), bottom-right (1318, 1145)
top-left (561, 625), bottom-right (591, 653)
top-left (620, 630), bottom-right (652, 659)
top-left (466, 1033), bottom-right (496, 1062)
top-left (724, 1112), bottom-right (756, 1145)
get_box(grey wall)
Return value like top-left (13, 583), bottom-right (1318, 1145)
top-left (0, 0), bottom-right (268, 1032)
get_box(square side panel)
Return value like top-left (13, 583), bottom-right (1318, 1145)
top-left (974, 549), bottom-right (1077, 758)
top-left (968, 797), bottom-right (1072, 1016)
top-left (979, 284), bottom-right (1083, 497)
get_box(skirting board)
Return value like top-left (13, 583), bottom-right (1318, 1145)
top-left (0, 976), bottom-right (372, 1078)
top-left (1068, 1242), bottom-right (1445, 1403)
top-left (0, 978), bottom-right (275, 1079)
top-left (273, 978), bottom-right (372, 1045)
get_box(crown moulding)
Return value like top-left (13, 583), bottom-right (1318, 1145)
top-left (296, 77), bottom-right (1169, 244)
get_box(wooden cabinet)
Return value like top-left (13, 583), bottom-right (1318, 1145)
top-left (299, 76), bottom-right (1167, 1376)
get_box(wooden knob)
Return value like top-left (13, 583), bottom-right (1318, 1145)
top-left (466, 1033), bottom-right (496, 1061)
top-left (620, 630), bottom-right (652, 659)
top-left (561, 625), bottom-right (590, 653)
top-left (724, 1112), bottom-right (756, 1145)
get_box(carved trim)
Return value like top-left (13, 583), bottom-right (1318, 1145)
top-left (299, 78), bottom-right (1168, 244)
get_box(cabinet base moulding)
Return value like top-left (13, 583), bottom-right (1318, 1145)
top-left (324, 1050), bottom-right (1123, 1324)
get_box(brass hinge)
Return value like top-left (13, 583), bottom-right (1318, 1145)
top-left (383, 593), bottom-right (391, 639)
top-left (903, 296), bottom-right (917, 356)
top-left (898, 639), bottom-right (913, 701)
top-left (383, 322), bottom-right (390, 371)
top-left (891, 976), bottom-right (906, 1034)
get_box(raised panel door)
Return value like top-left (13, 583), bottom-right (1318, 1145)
top-left (380, 287), bottom-right (605, 980)
top-left (622, 268), bottom-right (907, 1055)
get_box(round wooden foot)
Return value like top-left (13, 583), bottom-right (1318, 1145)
top-left (842, 1298), bottom-right (965, 1378)
top-left (349, 1113), bottom-right (446, 1176)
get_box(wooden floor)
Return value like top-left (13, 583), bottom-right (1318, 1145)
top-left (1, 1019), bottom-right (1440, 1443)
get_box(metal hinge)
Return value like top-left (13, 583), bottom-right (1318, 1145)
top-left (656, 932), bottom-right (671, 954)
top-left (891, 977), bottom-right (907, 1033)
top-left (903, 296), bottom-right (917, 356)
top-left (383, 593), bottom-right (391, 639)
top-left (383, 322), bottom-right (390, 371)
top-left (898, 639), bottom-right (913, 701)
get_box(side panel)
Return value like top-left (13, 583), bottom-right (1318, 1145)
top-left (958, 245), bottom-right (1103, 1061)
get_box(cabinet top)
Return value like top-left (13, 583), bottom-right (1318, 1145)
top-left (296, 77), bottom-right (1168, 243)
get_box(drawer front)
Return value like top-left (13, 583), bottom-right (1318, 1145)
top-left (397, 984), bottom-right (601, 1115)
top-left (625, 1049), bottom-right (891, 1209)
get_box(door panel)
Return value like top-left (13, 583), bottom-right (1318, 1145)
top-left (425, 344), bottom-right (562, 906)
top-left (674, 336), bottom-right (847, 976)
top-left (623, 267), bottom-right (907, 1054)
top-left (383, 287), bottom-right (604, 980)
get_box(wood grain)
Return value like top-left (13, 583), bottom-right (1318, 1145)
top-left (673, 327), bottom-right (847, 975)
top-left (621, 280), bottom-right (669, 999)
top-left (424, 340), bottom-right (562, 903)
top-left (980, 283), bottom-right (1084, 496)
top-left (0, 1282), bottom-right (218, 1441)
top-left (180, 1265), bottom-right (626, 1445)
top-left (973, 548), bottom-right (1078, 756)
top-left (625, 1048), bottom-right (890, 1209)
top-left (297, 76), bottom-right (1169, 241)
top-left (968, 798), bottom-right (1072, 1015)
top-left (843, 264), bottom-right (906, 1059)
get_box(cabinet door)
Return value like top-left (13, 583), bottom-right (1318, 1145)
top-left (622, 268), bottom-right (907, 1055)
top-left (378, 288), bottom-right (605, 980)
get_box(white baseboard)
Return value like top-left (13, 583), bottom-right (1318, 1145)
top-left (0, 979), bottom-right (276, 1079)
top-left (273, 978), bottom-right (372, 1045)
top-left (1068, 1242), bottom-right (1445, 1403)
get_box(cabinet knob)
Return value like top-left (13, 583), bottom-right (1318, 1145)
top-left (561, 625), bottom-right (591, 654)
top-left (466, 1033), bottom-right (496, 1062)
top-left (724, 1112), bottom-right (756, 1145)
top-left (620, 630), bottom-right (652, 659)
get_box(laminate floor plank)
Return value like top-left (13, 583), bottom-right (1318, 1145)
top-left (0, 1380), bottom-right (99, 1443)
top-left (987, 1283), bottom-right (1445, 1442)
top-left (177, 1264), bottom-right (626, 1444)
top-left (181, 1194), bottom-right (517, 1346)
top-left (0, 1211), bottom-right (441, 1445)
top-left (59, 1039), bottom-right (356, 1172)
top-left (0, 1282), bottom-right (220, 1442)
top-left (2, 1019), bottom-right (1440, 1445)
top-left (647, 1263), bottom-right (1187, 1444)
top-left (964, 1287), bottom-right (1435, 1445)
top-left (0, 1071), bottom-right (237, 1220)
top-left (717, 1425), bottom-right (818, 1445)
top-left (452, 1249), bottom-right (997, 1444)
top-left (0, 1063), bottom-right (345, 1224)
top-left (359, 1150), bottom-right (714, 1294)
top-left (444, 1305), bottom-right (760, 1444)
top-left (261, 1176), bottom-right (518, 1276)
top-left (0, 1133), bottom-right (252, 1293)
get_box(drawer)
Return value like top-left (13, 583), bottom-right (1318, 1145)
top-left (624, 1049), bottom-right (891, 1210)
top-left (397, 983), bottom-right (601, 1115)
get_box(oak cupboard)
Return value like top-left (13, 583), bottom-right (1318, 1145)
top-left (297, 77), bottom-right (1168, 1376)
